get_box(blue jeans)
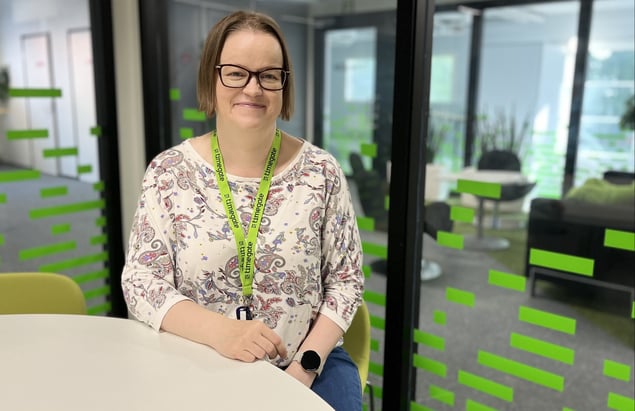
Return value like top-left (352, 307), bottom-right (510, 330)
top-left (311, 346), bottom-right (362, 411)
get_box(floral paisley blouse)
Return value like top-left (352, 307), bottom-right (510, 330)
top-left (121, 136), bottom-right (364, 367)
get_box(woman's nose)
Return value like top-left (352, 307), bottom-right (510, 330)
top-left (242, 74), bottom-right (263, 95)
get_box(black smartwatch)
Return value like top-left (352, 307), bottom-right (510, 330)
top-left (294, 350), bottom-right (323, 376)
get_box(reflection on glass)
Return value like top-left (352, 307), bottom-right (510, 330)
top-left (576, 0), bottom-right (635, 186)
top-left (323, 27), bottom-right (376, 175)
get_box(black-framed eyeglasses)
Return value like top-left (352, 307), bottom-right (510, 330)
top-left (216, 64), bottom-right (289, 91)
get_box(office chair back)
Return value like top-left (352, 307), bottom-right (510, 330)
top-left (343, 300), bottom-right (371, 391)
top-left (0, 272), bottom-right (87, 315)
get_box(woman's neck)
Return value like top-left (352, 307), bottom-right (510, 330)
top-left (215, 122), bottom-right (278, 177)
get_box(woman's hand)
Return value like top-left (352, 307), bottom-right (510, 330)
top-left (161, 300), bottom-right (287, 362)
top-left (212, 317), bottom-right (288, 363)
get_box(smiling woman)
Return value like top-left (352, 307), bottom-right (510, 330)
top-left (121, 9), bottom-right (364, 411)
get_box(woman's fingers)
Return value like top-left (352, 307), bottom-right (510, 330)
top-left (218, 319), bottom-right (287, 362)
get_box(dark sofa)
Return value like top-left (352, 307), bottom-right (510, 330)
top-left (524, 174), bottom-right (635, 310)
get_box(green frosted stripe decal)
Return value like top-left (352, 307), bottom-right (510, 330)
top-left (604, 229), bottom-right (635, 251)
top-left (39, 251), bottom-right (108, 272)
top-left (603, 360), bottom-right (631, 382)
top-left (429, 384), bottom-right (454, 406)
top-left (370, 339), bottom-right (379, 352)
top-left (96, 216), bottom-right (107, 227)
top-left (7, 129), bottom-right (48, 139)
top-left (433, 310), bottom-right (446, 325)
top-left (607, 392), bottom-right (634, 411)
top-left (370, 314), bottom-right (385, 330)
top-left (90, 234), bottom-right (107, 246)
top-left (363, 290), bottom-right (386, 306)
top-left (446, 287), bottom-right (475, 307)
top-left (19, 241), bottom-right (76, 260)
top-left (466, 399), bottom-right (499, 411)
top-left (489, 270), bottom-right (526, 292)
top-left (384, 195), bottom-right (389, 210)
top-left (529, 248), bottom-right (594, 276)
top-left (437, 231), bottom-right (463, 249)
top-left (10, 88), bottom-right (62, 97)
top-left (410, 402), bottom-right (434, 411)
top-left (632, 302), bottom-right (634, 319)
top-left (183, 108), bottom-right (206, 121)
top-left (413, 354), bottom-right (446, 377)
top-left (93, 181), bottom-right (105, 192)
top-left (43, 147), bottom-right (78, 158)
top-left (0, 169), bottom-right (40, 182)
top-left (414, 329), bottom-right (445, 351)
top-left (450, 206), bottom-right (474, 222)
top-left (457, 179), bottom-right (501, 199)
top-left (90, 126), bottom-right (101, 136)
top-left (169, 88), bottom-right (181, 100)
top-left (40, 186), bottom-right (68, 198)
top-left (77, 165), bottom-right (92, 174)
top-left (478, 350), bottom-right (565, 392)
top-left (360, 143), bottom-right (377, 158)
top-left (51, 223), bottom-right (71, 235)
top-left (563, 408), bottom-right (575, 411)
top-left (458, 370), bottom-right (513, 402)
top-left (75, 269), bottom-right (109, 284)
top-left (519, 306), bottom-right (576, 335)
top-left (357, 216), bottom-right (375, 231)
top-left (180, 127), bottom-right (193, 139)
top-left (0, 193), bottom-right (6, 203)
top-left (0, 234), bottom-right (4, 246)
top-left (362, 264), bottom-right (371, 278)
top-left (510, 333), bottom-right (575, 365)
top-left (362, 242), bottom-right (387, 258)
top-left (369, 361), bottom-right (384, 376)
top-left (84, 285), bottom-right (110, 300)
top-left (30, 200), bottom-right (105, 219)
top-left (87, 301), bottom-right (112, 316)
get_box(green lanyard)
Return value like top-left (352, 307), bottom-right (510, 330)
top-left (211, 129), bottom-right (281, 301)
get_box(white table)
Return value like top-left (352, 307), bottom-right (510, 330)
top-left (0, 314), bottom-right (334, 411)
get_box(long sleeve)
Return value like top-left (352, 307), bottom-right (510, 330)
top-left (121, 157), bottom-right (191, 330)
top-left (318, 161), bottom-right (364, 332)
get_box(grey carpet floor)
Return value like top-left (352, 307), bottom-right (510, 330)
top-left (362, 232), bottom-right (634, 411)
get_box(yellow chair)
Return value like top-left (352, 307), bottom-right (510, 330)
top-left (343, 300), bottom-right (375, 411)
top-left (0, 272), bottom-right (87, 315)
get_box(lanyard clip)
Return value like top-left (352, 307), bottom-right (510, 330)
top-left (236, 306), bottom-right (252, 320)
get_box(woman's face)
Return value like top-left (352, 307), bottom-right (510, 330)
top-left (215, 29), bottom-right (284, 130)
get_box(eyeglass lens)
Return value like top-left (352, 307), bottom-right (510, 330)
top-left (218, 65), bottom-right (286, 90)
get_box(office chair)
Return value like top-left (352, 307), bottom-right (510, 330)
top-left (342, 300), bottom-right (375, 411)
top-left (476, 149), bottom-right (536, 230)
top-left (0, 272), bottom-right (87, 315)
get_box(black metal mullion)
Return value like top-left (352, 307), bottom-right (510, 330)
top-left (89, 0), bottom-right (126, 317)
top-left (383, 0), bottom-right (435, 408)
top-left (562, 0), bottom-right (593, 195)
top-left (464, 13), bottom-right (483, 168)
top-left (138, 0), bottom-right (172, 161)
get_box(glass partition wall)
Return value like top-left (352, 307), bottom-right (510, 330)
top-left (142, 0), bottom-right (634, 409)
top-left (0, 0), bottom-right (124, 316)
top-left (414, 1), bottom-right (634, 410)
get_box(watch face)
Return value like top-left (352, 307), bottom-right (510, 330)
top-left (300, 350), bottom-right (321, 371)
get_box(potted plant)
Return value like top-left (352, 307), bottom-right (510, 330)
top-left (620, 95), bottom-right (634, 131)
top-left (476, 107), bottom-right (531, 160)
top-left (425, 119), bottom-right (452, 200)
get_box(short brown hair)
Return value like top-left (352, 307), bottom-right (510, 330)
top-left (197, 10), bottom-right (295, 121)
